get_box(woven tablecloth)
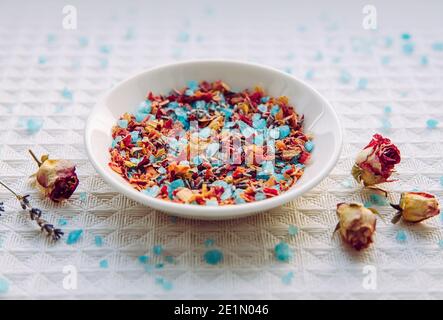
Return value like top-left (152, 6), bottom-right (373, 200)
top-left (0, 0), bottom-right (442, 299)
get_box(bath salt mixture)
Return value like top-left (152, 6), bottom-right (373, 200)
top-left (109, 80), bottom-right (313, 205)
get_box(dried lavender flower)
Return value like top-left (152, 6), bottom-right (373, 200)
top-left (0, 180), bottom-right (63, 241)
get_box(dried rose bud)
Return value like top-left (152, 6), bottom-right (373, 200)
top-left (352, 134), bottom-right (401, 186)
top-left (391, 192), bottom-right (440, 223)
top-left (29, 150), bottom-right (79, 202)
top-left (336, 203), bottom-right (377, 251)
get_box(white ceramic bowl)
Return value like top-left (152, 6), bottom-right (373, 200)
top-left (85, 60), bottom-right (342, 220)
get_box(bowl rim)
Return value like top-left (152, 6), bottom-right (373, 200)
top-left (85, 59), bottom-right (343, 219)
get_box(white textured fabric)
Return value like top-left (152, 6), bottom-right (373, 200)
top-left (0, 0), bottom-right (443, 299)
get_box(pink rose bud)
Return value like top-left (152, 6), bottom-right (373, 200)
top-left (30, 151), bottom-right (79, 202)
top-left (352, 134), bottom-right (401, 186)
top-left (336, 203), bottom-right (377, 251)
top-left (391, 192), bottom-right (440, 223)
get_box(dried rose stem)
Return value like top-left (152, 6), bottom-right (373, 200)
top-left (28, 149), bottom-right (42, 167)
top-left (0, 179), bottom-right (20, 198)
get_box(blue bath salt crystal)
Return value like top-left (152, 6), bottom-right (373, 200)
top-left (256, 104), bottom-right (267, 113)
top-left (262, 161), bottom-right (275, 174)
top-left (274, 241), bottom-right (292, 262)
top-left (99, 44), bottom-right (111, 54)
top-left (143, 185), bottom-right (160, 198)
top-left (252, 113), bottom-right (261, 122)
top-left (384, 105), bottom-right (392, 114)
top-left (281, 271), bottom-right (294, 285)
top-left (339, 70), bottom-right (352, 84)
top-left (426, 119), bottom-right (438, 129)
top-left (255, 192), bottom-right (266, 201)
top-left (384, 36), bottom-right (393, 48)
top-left (155, 277), bottom-right (164, 285)
top-left (47, 33), bottom-right (56, 44)
top-left (381, 118), bottom-right (392, 131)
top-left (66, 230), bottom-right (83, 245)
top-left (0, 278), bottom-right (9, 294)
top-left (381, 56), bottom-right (391, 65)
top-left (79, 36), bottom-right (88, 47)
top-left (153, 245), bottom-right (163, 256)
top-left (205, 199), bottom-right (219, 206)
top-left (253, 118), bottom-right (267, 130)
top-left (99, 259), bottom-right (109, 269)
top-left (79, 192), bottom-right (87, 202)
top-left (370, 193), bottom-right (388, 206)
top-left (206, 142), bottom-right (220, 157)
top-left (305, 69), bottom-right (314, 80)
top-left (26, 117), bottom-right (43, 134)
top-left (270, 105), bottom-right (280, 116)
top-left (273, 173), bottom-right (285, 182)
top-left (261, 96), bottom-right (270, 103)
top-left (239, 122), bottom-right (255, 138)
top-left (288, 225), bottom-right (298, 236)
top-left (194, 100), bottom-right (206, 110)
top-left (117, 119), bottom-right (128, 128)
top-left (314, 51), bottom-right (323, 61)
top-left (204, 249), bottom-right (223, 265)
top-left (185, 89), bottom-right (194, 96)
top-left (38, 55), bottom-right (47, 64)
top-left (61, 87), bottom-right (73, 100)
top-left (198, 127), bottom-right (211, 139)
top-left (162, 280), bottom-right (173, 291)
top-left (168, 101), bottom-right (179, 109)
top-left (130, 131), bottom-right (140, 143)
top-left (190, 156), bottom-right (202, 166)
top-left (401, 33), bottom-right (411, 40)
top-left (396, 230), bottom-right (407, 243)
top-left (420, 55), bottom-right (429, 66)
top-left (402, 43), bottom-right (414, 55)
top-left (138, 255), bottom-right (149, 264)
top-left (177, 31), bottom-right (190, 42)
top-left (357, 78), bottom-right (368, 90)
top-left (432, 42), bottom-right (443, 51)
top-left (204, 238), bottom-right (215, 247)
top-left (187, 80), bottom-right (199, 91)
top-left (254, 133), bottom-right (264, 146)
top-left (304, 141), bottom-right (314, 152)
top-left (94, 236), bottom-right (103, 247)
top-left (137, 100), bottom-right (152, 114)
top-left (279, 125), bottom-right (290, 139)
top-left (58, 218), bottom-right (68, 226)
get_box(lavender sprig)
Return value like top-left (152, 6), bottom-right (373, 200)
top-left (0, 180), bottom-right (63, 241)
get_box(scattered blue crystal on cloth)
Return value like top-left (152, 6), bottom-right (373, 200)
top-left (61, 87), bottom-right (73, 100)
top-left (204, 249), bottom-right (223, 265)
top-left (25, 117), bottom-right (44, 135)
top-left (153, 244), bottom-right (163, 255)
top-left (99, 259), bottom-right (109, 269)
top-left (426, 119), bottom-right (438, 129)
top-left (95, 236), bottom-right (103, 247)
top-left (288, 225), bottom-right (298, 236)
top-left (281, 271), bottom-right (294, 285)
top-left (274, 242), bottom-right (292, 262)
top-left (66, 230), bottom-right (83, 245)
top-left (396, 230), bottom-right (407, 243)
top-left (0, 278), bottom-right (9, 294)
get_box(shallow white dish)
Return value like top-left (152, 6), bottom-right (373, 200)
top-left (85, 60), bottom-right (342, 220)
